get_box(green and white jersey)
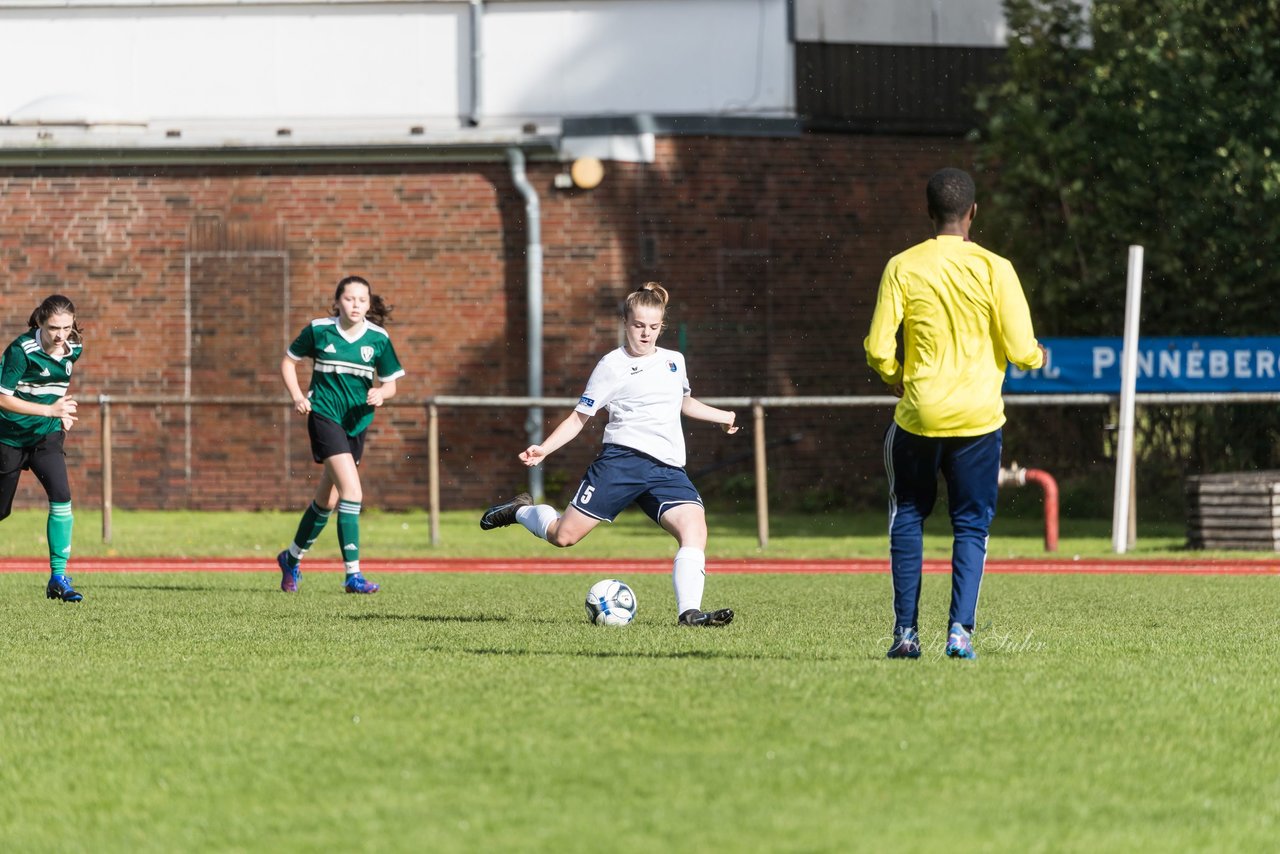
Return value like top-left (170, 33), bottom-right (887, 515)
top-left (0, 329), bottom-right (82, 448)
top-left (287, 317), bottom-right (404, 436)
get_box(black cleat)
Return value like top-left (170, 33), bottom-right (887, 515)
top-left (678, 607), bottom-right (734, 627)
top-left (480, 493), bottom-right (533, 530)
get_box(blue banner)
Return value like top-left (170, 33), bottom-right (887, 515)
top-left (1006, 337), bottom-right (1280, 393)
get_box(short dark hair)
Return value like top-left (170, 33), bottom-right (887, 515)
top-left (926, 168), bottom-right (976, 224)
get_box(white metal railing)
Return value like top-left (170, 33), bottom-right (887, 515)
top-left (85, 392), bottom-right (1280, 546)
top-left (423, 392), bottom-right (1280, 547)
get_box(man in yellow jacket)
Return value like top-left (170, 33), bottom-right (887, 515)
top-left (864, 167), bottom-right (1045, 660)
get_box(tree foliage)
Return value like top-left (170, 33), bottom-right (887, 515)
top-left (977, 0), bottom-right (1280, 335)
top-left (977, 1), bottom-right (1280, 495)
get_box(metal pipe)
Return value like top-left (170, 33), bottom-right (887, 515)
top-left (424, 392), bottom-right (1280, 408)
top-left (506, 147), bottom-right (545, 501)
top-left (100, 395), bottom-right (112, 544)
top-left (999, 463), bottom-right (1059, 552)
top-left (428, 403), bottom-right (440, 546)
top-left (67, 391), bottom-right (1277, 409)
top-left (1024, 469), bottom-right (1060, 553)
top-left (467, 1), bottom-right (484, 126)
top-left (752, 401), bottom-right (768, 548)
top-left (1112, 244), bottom-right (1145, 553)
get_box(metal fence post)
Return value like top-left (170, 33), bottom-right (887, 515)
top-left (100, 395), bottom-right (112, 544)
top-left (752, 400), bottom-right (768, 549)
top-left (428, 401), bottom-right (440, 546)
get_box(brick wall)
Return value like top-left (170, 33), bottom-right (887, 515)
top-left (0, 134), bottom-right (973, 511)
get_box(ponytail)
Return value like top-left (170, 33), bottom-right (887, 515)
top-left (333, 275), bottom-right (393, 325)
top-left (622, 281), bottom-right (669, 322)
top-left (29, 294), bottom-right (83, 345)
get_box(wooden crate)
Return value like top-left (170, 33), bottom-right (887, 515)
top-left (1186, 471), bottom-right (1280, 551)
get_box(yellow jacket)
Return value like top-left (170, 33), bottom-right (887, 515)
top-left (864, 235), bottom-right (1044, 437)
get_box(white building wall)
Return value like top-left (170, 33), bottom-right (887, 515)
top-left (1, 2), bottom-right (468, 125)
top-left (483, 0), bottom-right (792, 118)
top-left (0, 0), bottom-right (792, 129)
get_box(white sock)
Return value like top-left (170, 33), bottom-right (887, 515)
top-left (516, 504), bottom-right (560, 541)
top-left (672, 546), bottom-right (706, 614)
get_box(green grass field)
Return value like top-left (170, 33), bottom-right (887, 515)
top-left (1, 509), bottom-right (1276, 850)
top-left (1, 571), bottom-right (1277, 851)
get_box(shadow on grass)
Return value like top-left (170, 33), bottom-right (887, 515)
top-left (101, 583), bottom-right (262, 593)
top-left (428, 646), bottom-right (842, 662)
top-left (345, 613), bottom-right (509, 624)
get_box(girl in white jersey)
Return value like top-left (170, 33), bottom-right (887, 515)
top-left (276, 276), bottom-right (404, 595)
top-left (481, 282), bottom-right (739, 627)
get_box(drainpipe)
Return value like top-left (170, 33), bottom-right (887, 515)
top-left (507, 147), bottom-right (544, 501)
top-left (998, 462), bottom-right (1060, 552)
top-left (467, 1), bottom-right (484, 126)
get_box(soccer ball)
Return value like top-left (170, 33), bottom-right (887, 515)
top-left (585, 579), bottom-right (637, 626)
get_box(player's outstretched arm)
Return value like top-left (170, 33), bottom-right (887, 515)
top-left (520, 411), bottom-right (590, 466)
top-left (681, 397), bottom-right (738, 434)
top-left (0, 391), bottom-right (77, 421)
top-left (280, 355), bottom-right (311, 414)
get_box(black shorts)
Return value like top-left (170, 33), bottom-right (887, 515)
top-left (0, 431), bottom-right (71, 518)
top-left (307, 413), bottom-right (365, 465)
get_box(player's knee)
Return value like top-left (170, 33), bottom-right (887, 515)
top-left (547, 528), bottom-right (580, 548)
top-left (663, 518), bottom-right (707, 549)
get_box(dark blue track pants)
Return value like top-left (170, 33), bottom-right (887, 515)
top-left (883, 423), bottom-right (1002, 632)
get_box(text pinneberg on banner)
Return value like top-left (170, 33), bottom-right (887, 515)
top-left (1006, 337), bottom-right (1280, 394)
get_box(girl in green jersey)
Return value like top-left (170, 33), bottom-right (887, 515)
top-left (277, 276), bottom-right (404, 594)
top-left (0, 295), bottom-right (84, 602)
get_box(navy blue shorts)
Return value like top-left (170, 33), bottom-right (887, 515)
top-left (571, 444), bottom-right (702, 524)
top-left (307, 413), bottom-right (365, 464)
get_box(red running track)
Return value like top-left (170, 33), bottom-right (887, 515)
top-left (0, 557), bottom-right (1275, 575)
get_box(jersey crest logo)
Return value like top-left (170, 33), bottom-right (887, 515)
top-left (323, 343), bottom-right (337, 353)
top-left (667, 361), bottom-right (677, 372)
top-left (66, 363), bottom-right (72, 376)
top-left (360, 346), bottom-right (374, 363)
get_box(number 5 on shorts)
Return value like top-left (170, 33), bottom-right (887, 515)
top-left (579, 485), bottom-right (595, 504)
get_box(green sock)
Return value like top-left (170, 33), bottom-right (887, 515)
top-left (337, 500), bottom-right (361, 575)
top-left (48, 501), bottom-right (73, 577)
top-left (287, 501), bottom-right (331, 566)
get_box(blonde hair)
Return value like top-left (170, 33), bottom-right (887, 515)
top-left (622, 281), bottom-right (670, 322)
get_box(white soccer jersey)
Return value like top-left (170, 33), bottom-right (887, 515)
top-left (575, 346), bottom-right (691, 467)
